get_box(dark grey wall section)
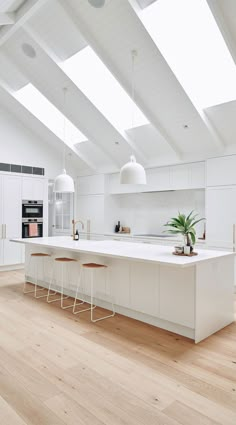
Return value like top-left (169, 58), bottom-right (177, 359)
top-left (11, 164), bottom-right (22, 173)
top-left (0, 163), bottom-right (44, 175)
top-left (0, 163), bottom-right (10, 171)
top-left (22, 166), bottom-right (33, 174)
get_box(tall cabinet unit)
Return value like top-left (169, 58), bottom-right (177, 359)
top-left (206, 155), bottom-right (236, 249)
top-left (0, 174), bottom-right (22, 265)
top-left (0, 172), bottom-right (48, 268)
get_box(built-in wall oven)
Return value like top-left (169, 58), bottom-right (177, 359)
top-left (22, 218), bottom-right (43, 239)
top-left (22, 200), bottom-right (43, 238)
top-left (22, 200), bottom-right (43, 219)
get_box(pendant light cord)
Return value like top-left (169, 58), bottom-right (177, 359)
top-left (131, 50), bottom-right (136, 134)
top-left (63, 87), bottom-right (67, 172)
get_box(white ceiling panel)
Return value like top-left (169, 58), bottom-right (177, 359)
top-left (74, 140), bottom-right (117, 173)
top-left (0, 51), bottom-right (28, 90)
top-left (0, 0), bottom-right (24, 13)
top-left (64, 0), bottom-right (222, 156)
top-left (0, 85), bottom-right (90, 172)
top-left (204, 101), bottom-right (236, 147)
top-left (26, 0), bottom-right (87, 61)
top-left (126, 124), bottom-right (178, 165)
top-left (1, 28), bottom-right (139, 169)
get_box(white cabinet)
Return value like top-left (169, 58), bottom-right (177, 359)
top-left (206, 186), bottom-right (236, 249)
top-left (147, 167), bottom-right (171, 191)
top-left (207, 155), bottom-right (236, 187)
top-left (22, 176), bottom-right (45, 200)
top-left (171, 164), bottom-right (189, 190)
top-left (159, 266), bottom-right (195, 328)
top-left (108, 162), bottom-right (205, 194)
top-left (0, 174), bottom-right (22, 265)
top-left (130, 262), bottom-right (159, 316)
top-left (78, 174), bottom-right (105, 195)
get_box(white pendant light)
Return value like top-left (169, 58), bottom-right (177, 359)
top-left (120, 155), bottom-right (146, 184)
top-left (120, 50), bottom-right (146, 185)
top-left (54, 88), bottom-right (75, 193)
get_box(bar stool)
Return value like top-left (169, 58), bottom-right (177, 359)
top-left (73, 263), bottom-right (115, 322)
top-left (23, 253), bottom-right (51, 299)
top-left (47, 257), bottom-right (80, 310)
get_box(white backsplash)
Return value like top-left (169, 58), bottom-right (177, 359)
top-left (105, 189), bottom-right (205, 237)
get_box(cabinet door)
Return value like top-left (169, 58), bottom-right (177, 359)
top-left (207, 156), bottom-right (236, 187)
top-left (206, 186), bottom-right (236, 248)
top-left (22, 177), bottom-right (33, 199)
top-left (130, 262), bottom-right (159, 316)
top-left (171, 165), bottom-right (189, 190)
top-left (22, 177), bottom-right (45, 200)
top-left (2, 175), bottom-right (22, 265)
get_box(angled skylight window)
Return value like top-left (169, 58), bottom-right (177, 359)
top-left (14, 83), bottom-right (87, 146)
top-left (139, 0), bottom-right (236, 109)
top-left (60, 46), bottom-right (148, 132)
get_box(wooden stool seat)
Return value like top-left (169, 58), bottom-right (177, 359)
top-left (31, 253), bottom-right (51, 257)
top-left (82, 263), bottom-right (107, 269)
top-left (55, 257), bottom-right (77, 262)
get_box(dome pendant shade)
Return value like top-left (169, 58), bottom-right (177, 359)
top-left (54, 169), bottom-right (75, 193)
top-left (120, 156), bottom-right (146, 185)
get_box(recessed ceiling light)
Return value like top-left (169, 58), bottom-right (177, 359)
top-left (22, 43), bottom-right (36, 58)
top-left (88, 0), bottom-right (106, 7)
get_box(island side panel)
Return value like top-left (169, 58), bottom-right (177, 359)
top-left (195, 256), bottom-right (234, 343)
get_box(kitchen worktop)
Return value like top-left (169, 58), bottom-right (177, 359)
top-left (12, 236), bottom-right (232, 268)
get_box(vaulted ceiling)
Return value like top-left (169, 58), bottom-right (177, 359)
top-left (0, 0), bottom-right (236, 175)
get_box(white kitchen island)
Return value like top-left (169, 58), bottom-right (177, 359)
top-left (12, 236), bottom-right (235, 343)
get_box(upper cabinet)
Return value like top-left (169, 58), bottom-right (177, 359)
top-left (207, 155), bottom-right (236, 187)
top-left (78, 174), bottom-right (105, 195)
top-left (22, 176), bottom-right (45, 200)
top-left (108, 161), bottom-right (205, 194)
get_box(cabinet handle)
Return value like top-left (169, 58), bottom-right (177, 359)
top-left (3, 224), bottom-right (6, 239)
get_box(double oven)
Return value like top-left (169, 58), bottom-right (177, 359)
top-left (22, 200), bottom-right (43, 238)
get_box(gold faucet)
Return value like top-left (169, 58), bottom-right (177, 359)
top-left (72, 219), bottom-right (85, 240)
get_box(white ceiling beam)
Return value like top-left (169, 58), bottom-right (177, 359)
top-left (0, 69), bottom-right (96, 172)
top-left (0, 0), bottom-right (48, 47)
top-left (0, 12), bottom-right (15, 25)
top-left (59, 0), bottom-right (182, 159)
top-left (23, 22), bottom-right (145, 168)
top-left (58, 0), bottom-right (152, 164)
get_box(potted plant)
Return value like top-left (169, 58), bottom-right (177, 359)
top-left (164, 211), bottom-right (205, 254)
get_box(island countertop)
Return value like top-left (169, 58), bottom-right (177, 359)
top-left (11, 236), bottom-right (234, 268)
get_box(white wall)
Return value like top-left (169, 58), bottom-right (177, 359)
top-left (105, 189), bottom-right (205, 236)
top-left (0, 105), bottom-right (77, 179)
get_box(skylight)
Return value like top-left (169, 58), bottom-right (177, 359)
top-left (14, 84), bottom-right (87, 146)
top-left (139, 0), bottom-right (236, 109)
top-left (60, 46), bottom-right (148, 132)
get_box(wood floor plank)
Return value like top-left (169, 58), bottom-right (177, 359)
top-left (0, 396), bottom-right (28, 425)
top-left (0, 270), bottom-right (236, 425)
top-left (163, 400), bottom-right (220, 425)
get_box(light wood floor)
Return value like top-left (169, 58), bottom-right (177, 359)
top-left (0, 271), bottom-right (236, 425)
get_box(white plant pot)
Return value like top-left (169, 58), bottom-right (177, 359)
top-left (184, 245), bottom-right (191, 255)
